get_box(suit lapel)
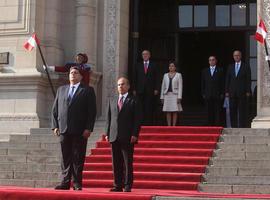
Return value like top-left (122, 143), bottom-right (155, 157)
top-left (64, 85), bottom-right (70, 104)
top-left (112, 98), bottom-right (119, 114)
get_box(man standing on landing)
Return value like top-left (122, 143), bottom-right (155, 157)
top-left (133, 50), bottom-right (159, 125)
top-left (225, 50), bottom-right (251, 128)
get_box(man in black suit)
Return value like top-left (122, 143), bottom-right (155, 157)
top-left (133, 50), bottom-right (159, 125)
top-left (201, 56), bottom-right (224, 126)
top-left (225, 50), bottom-right (251, 128)
top-left (105, 77), bottom-right (142, 192)
top-left (52, 66), bottom-right (96, 190)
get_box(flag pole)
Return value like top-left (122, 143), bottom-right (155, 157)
top-left (37, 44), bottom-right (56, 97)
top-left (264, 40), bottom-right (270, 70)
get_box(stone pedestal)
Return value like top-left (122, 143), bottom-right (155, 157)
top-left (252, 0), bottom-right (270, 128)
top-left (0, 72), bottom-right (56, 134)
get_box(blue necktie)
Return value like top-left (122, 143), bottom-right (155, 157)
top-left (235, 63), bottom-right (240, 76)
top-left (210, 67), bottom-right (214, 76)
top-left (68, 86), bottom-right (75, 101)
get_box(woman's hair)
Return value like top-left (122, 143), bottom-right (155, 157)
top-left (76, 53), bottom-right (88, 64)
top-left (169, 60), bottom-right (176, 67)
top-left (168, 61), bottom-right (178, 71)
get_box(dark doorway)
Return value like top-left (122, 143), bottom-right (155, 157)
top-left (178, 31), bottom-right (246, 125)
top-left (179, 31), bottom-right (246, 107)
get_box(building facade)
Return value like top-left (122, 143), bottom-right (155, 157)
top-left (0, 0), bottom-right (269, 135)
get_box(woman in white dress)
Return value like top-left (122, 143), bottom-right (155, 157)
top-left (160, 61), bottom-right (183, 126)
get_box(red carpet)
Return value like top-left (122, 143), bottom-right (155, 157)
top-left (3, 126), bottom-right (270, 199)
top-left (83, 126), bottom-right (222, 191)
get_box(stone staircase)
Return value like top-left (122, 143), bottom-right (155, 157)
top-left (0, 120), bottom-right (105, 188)
top-left (199, 128), bottom-right (270, 194)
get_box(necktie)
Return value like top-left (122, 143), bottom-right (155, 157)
top-left (144, 62), bottom-right (148, 74)
top-left (118, 96), bottom-right (124, 110)
top-left (68, 86), bottom-right (75, 101)
top-left (210, 67), bottom-right (214, 76)
top-left (235, 63), bottom-right (240, 76)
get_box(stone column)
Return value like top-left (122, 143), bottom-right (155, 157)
top-left (75, 0), bottom-right (97, 66)
top-left (42, 0), bottom-right (64, 66)
top-left (251, 0), bottom-right (270, 128)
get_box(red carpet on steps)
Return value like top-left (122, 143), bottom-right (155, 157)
top-left (4, 126), bottom-right (270, 199)
top-left (83, 126), bottom-right (222, 191)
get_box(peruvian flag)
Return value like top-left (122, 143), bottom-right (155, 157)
top-left (23, 33), bottom-right (40, 51)
top-left (255, 19), bottom-right (268, 44)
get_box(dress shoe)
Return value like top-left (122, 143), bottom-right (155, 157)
top-left (109, 187), bottom-right (123, 192)
top-left (73, 186), bottom-right (82, 190)
top-left (124, 186), bottom-right (131, 192)
top-left (54, 184), bottom-right (70, 190)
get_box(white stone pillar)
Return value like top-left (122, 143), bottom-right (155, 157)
top-left (75, 0), bottom-right (97, 66)
top-left (42, 0), bottom-right (64, 66)
top-left (251, 0), bottom-right (270, 128)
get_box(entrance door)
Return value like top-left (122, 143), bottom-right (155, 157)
top-left (178, 31), bottom-right (246, 125)
top-left (179, 31), bottom-right (246, 107)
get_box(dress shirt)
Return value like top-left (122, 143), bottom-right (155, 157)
top-left (68, 82), bottom-right (80, 98)
top-left (210, 65), bottom-right (216, 76)
top-left (118, 92), bottom-right (128, 104)
top-left (235, 62), bottom-right (241, 76)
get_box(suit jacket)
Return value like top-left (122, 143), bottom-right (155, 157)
top-left (160, 72), bottom-right (183, 99)
top-left (52, 83), bottom-right (96, 135)
top-left (201, 66), bottom-right (224, 99)
top-left (105, 94), bottom-right (142, 144)
top-left (133, 61), bottom-right (159, 94)
top-left (225, 62), bottom-right (251, 97)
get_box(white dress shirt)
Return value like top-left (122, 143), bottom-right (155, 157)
top-left (118, 92), bottom-right (128, 104)
top-left (68, 82), bottom-right (80, 98)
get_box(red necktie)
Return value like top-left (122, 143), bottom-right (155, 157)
top-left (144, 62), bottom-right (148, 74)
top-left (118, 96), bottom-right (124, 110)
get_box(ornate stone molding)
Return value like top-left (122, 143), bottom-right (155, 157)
top-left (0, 0), bottom-right (30, 35)
top-left (0, 114), bottom-right (39, 121)
top-left (103, 0), bottom-right (117, 98)
top-left (261, 0), bottom-right (270, 107)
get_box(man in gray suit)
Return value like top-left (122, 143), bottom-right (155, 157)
top-left (105, 77), bottom-right (142, 192)
top-left (52, 66), bottom-right (96, 190)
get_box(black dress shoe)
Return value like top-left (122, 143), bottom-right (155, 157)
top-left (123, 186), bottom-right (131, 192)
top-left (54, 184), bottom-right (70, 190)
top-left (109, 187), bottom-right (123, 192)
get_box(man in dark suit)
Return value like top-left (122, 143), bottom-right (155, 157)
top-left (133, 50), bottom-right (159, 125)
top-left (105, 77), bottom-right (142, 192)
top-left (52, 66), bottom-right (96, 190)
top-left (225, 50), bottom-right (251, 128)
top-left (201, 56), bottom-right (224, 126)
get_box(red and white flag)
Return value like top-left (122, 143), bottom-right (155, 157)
top-left (255, 19), bottom-right (268, 44)
top-left (23, 33), bottom-right (40, 51)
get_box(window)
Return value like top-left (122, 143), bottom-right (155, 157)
top-left (178, 1), bottom-right (256, 29)
top-left (216, 5), bottom-right (230, 26)
top-left (178, 1), bottom-right (208, 28)
top-left (232, 3), bottom-right (246, 26)
top-left (179, 6), bottom-right (192, 28)
top-left (194, 6), bottom-right (208, 27)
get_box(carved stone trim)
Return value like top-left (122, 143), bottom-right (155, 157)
top-left (0, 114), bottom-right (39, 121)
top-left (103, 0), bottom-right (117, 99)
top-left (260, 0), bottom-right (270, 107)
